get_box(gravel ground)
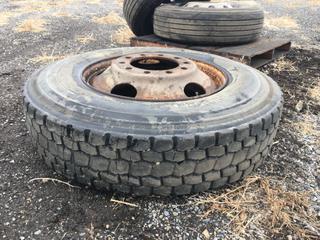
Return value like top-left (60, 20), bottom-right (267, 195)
top-left (258, 0), bottom-right (320, 48)
top-left (0, 0), bottom-right (319, 239)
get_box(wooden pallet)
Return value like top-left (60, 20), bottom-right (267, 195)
top-left (130, 35), bottom-right (292, 68)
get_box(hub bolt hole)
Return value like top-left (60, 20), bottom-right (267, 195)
top-left (111, 83), bottom-right (137, 98)
top-left (184, 83), bottom-right (206, 97)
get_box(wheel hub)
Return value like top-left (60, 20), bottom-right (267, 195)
top-left (184, 2), bottom-right (234, 9)
top-left (85, 53), bottom-right (227, 101)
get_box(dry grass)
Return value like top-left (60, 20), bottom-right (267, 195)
top-left (292, 114), bottom-right (320, 147)
top-left (11, 1), bottom-right (48, 13)
top-left (308, 81), bottom-right (320, 102)
top-left (264, 0), bottom-right (320, 8)
top-left (85, 223), bottom-right (96, 240)
top-left (265, 0), bottom-right (276, 3)
top-left (76, 34), bottom-right (96, 44)
top-left (1, 0), bottom-right (75, 26)
top-left (93, 11), bottom-right (126, 25)
top-left (292, 81), bottom-right (320, 143)
top-left (270, 57), bottom-right (298, 73)
top-left (308, 0), bottom-right (320, 6)
top-left (111, 26), bottom-right (134, 44)
top-left (194, 176), bottom-right (319, 239)
top-left (12, 0), bottom-right (75, 13)
top-left (293, 118), bottom-right (318, 136)
top-left (87, 0), bottom-right (102, 4)
top-left (265, 16), bottom-right (299, 30)
top-left (286, 0), bottom-right (320, 8)
top-left (5, 0), bottom-right (78, 24)
top-left (30, 52), bottom-right (65, 64)
top-left (115, 0), bottom-right (124, 6)
top-left (12, 1), bottom-right (53, 13)
top-left (0, 11), bottom-right (21, 26)
top-left (51, 11), bottom-right (72, 18)
top-left (15, 18), bottom-right (47, 32)
top-left (29, 177), bottom-right (80, 189)
top-left (110, 199), bottom-right (139, 208)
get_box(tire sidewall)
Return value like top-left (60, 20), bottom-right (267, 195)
top-left (25, 47), bottom-right (281, 136)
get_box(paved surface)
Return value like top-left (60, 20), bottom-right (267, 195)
top-left (0, 0), bottom-right (319, 239)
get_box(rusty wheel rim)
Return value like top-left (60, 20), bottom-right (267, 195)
top-left (83, 53), bottom-right (228, 101)
top-left (182, 1), bottom-right (259, 9)
top-left (184, 2), bottom-right (235, 9)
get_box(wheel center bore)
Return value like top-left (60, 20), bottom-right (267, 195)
top-left (130, 57), bottom-right (179, 70)
top-left (84, 53), bottom-right (228, 101)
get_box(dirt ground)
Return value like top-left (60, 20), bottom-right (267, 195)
top-left (0, 0), bottom-right (319, 239)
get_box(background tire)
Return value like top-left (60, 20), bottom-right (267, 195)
top-left (154, 1), bottom-right (264, 45)
top-left (123, 0), bottom-right (171, 36)
top-left (24, 47), bottom-right (282, 196)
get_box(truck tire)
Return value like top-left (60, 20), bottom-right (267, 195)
top-left (123, 0), bottom-right (171, 36)
top-left (24, 47), bottom-right (282, 196)
top-left (154, 1), bottom-right (264, 45)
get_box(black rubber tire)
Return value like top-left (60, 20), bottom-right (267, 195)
top-left (154, 1), bottom-right (265, 45)
top-left (123, 0), bottom-right (171, 36)
top-left (122, 0), bottom-right (209, 36)
top-left (24, 47), bottom-right (282, 196)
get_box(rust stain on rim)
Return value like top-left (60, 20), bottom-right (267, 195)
top-left (83, 53), bottom-right (228, 101)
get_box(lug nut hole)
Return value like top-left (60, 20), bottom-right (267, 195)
top-left (111, 83), bottom-right (137, 98)
top-left (184, 83), bottom-right (206, 97)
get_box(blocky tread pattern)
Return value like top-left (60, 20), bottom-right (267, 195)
top-left (24, 98), bottom-right (282, 196)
